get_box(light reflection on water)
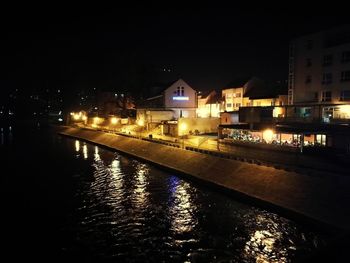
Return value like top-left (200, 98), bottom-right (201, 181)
top-left (66, 139), bottom-right (327, 261)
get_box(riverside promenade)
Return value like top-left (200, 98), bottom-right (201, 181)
top-left (59, 127), bottom-right (350, 231)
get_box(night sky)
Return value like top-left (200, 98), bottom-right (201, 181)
top-left (2, 2), bottom-right (348, 95)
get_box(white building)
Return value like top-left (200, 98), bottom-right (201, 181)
top-left (288, 25), bottom-right (350, 105)
top-left (136, 79), bottom-right (197, 131)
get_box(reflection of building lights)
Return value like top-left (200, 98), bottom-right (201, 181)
top-left (73, 114), bottom-right (80, 120)
top-left (83, 144), bottom-right (88, 159)
top-left (110, 117), bottom-right (118, 125)
top-left (75, 140), bottom-right (80, 152)
top-left (262, 129), bottom-right (274, 143)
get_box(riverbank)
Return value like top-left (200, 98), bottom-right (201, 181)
top-left (59, 127), bottom-right (350, 231)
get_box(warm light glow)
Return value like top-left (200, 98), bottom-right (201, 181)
top-left (82, 115), bottom-right (87, 121)
top-left (339, 105), bottom-right (350, 115)
top-left (110, 117), bottom-right (118, 125)
top-left (262, 129), bottom-right (274, 143)
top-left (179, 123), bottom-right (187, 132)
top-left (70, 112), bottom-right (74, 116)
top-left (93, 117), bottom-right (100, 124)
top-left (73, 114), bottom-right (80, 120)
top-left (137, 119), bottom-right (144, 126)
top-left (173, 96), bottom-right (189, 101)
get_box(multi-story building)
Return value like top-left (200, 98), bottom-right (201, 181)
top-left (289, 25), bottom-right (350, 105)
top-left (222, 77), bottom-right (287, 111)
top-left (196, 90), bottom-right (222, 118)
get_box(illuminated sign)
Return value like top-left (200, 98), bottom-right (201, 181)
top-left (173, 96), bottom-right (189, 101)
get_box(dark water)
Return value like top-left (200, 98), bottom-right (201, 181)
top-left (0, 124), bottom-right (331, 262)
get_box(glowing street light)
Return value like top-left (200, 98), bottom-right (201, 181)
top-left (179, 123), bottom-right (187, 149)
top-left (262, 129), bottom-right (274, 143)
top-left (110, 117), bottom-right (118, 125)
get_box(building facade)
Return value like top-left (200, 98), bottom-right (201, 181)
top-left (289, 25), bottom-right (350, 105)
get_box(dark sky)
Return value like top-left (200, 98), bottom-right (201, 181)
top-left (2, 2), bottom-right (348, 94)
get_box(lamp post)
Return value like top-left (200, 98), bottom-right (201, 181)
top-left (137, 119), bottom-right (144, 139)
top-left (110, 117), bottom-right (118, 132)
top-left (179, 123), bottom-right (187, 149)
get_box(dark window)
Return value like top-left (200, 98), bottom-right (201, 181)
top-left (321, 91), bottom-right (332, 102)
top-left (181, 87), bottom-right (184, 96)
top-left (342, 51), bottom-right (350, 63)
top-left (306, 40), bottom-right (313, 50)
top-left (340, 90), bottom-right (350, 101)
top-left (306, 58), bottom-right (312, 67)
top-left (323, 54), bottom-right (333, 66)
top-left (226, 103), bottom-right (232, 108)
top-left (314, 92), bottom-right (318, 101)
top-left (322, 73), bottom-right (333, 84)
top-left (341, 71), bottom-right (350, 82)
top-left (305, 75), bottom-right (312, 84)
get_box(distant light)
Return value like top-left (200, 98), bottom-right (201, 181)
top-left (59, 111), bottom-right (62, 115)
top-left (262, 129), bottom-right (274, 143)
top-left (173, 96), bottom-right (189, 101)
top-left (137, 119), bottom-right (144, 126)
top-left (110, 117), bottom-right (118, 125)
top-left (58, 118), bottom-right (63, 122)
top-left (57, 89), bottom-right (61, 93)
top-left (94, 107), bottom-right (98, 110)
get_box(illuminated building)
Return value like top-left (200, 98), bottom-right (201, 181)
top-left (289, 25), bottom-right (350, 105)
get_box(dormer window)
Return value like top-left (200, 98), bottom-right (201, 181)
top-left (177, 86), bottom-right (185, 96)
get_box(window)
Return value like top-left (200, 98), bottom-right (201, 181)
top-left (176, 86), bottom-right (185, 96)
top-left (305, 75), bottom-right (312, 84)
top-left (322, 73), bottom-right (333, 84)
top-left (236, 103), bottom-right (241, 108)
top-left (226, 103), bottom-right (232, 108)
top-left (342, 51), bottom-right (350, 63)
top-left (306, 58), bottom-right (312, 67)
top-left (306, 40), bottom-right (313, 50)
top-left (341, 71), bottom-right (350, 82)
top-left (235, 92), bottom-right (241, 98)
top-left (323, 54), bottom-right (333, 66)
top-left (321, 91), bottom-right (332, 102)
top-left (256, 102), bottom-right (261, 106)
top-left (340, 90), bottom-right (350, 101)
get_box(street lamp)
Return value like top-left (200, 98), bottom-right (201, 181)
top-left (110, 117), bottom-right (118, 132)
top-left (137, 119), bottom-right (144, 139)
top-left (179, 123), bottom-right (187, 149)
